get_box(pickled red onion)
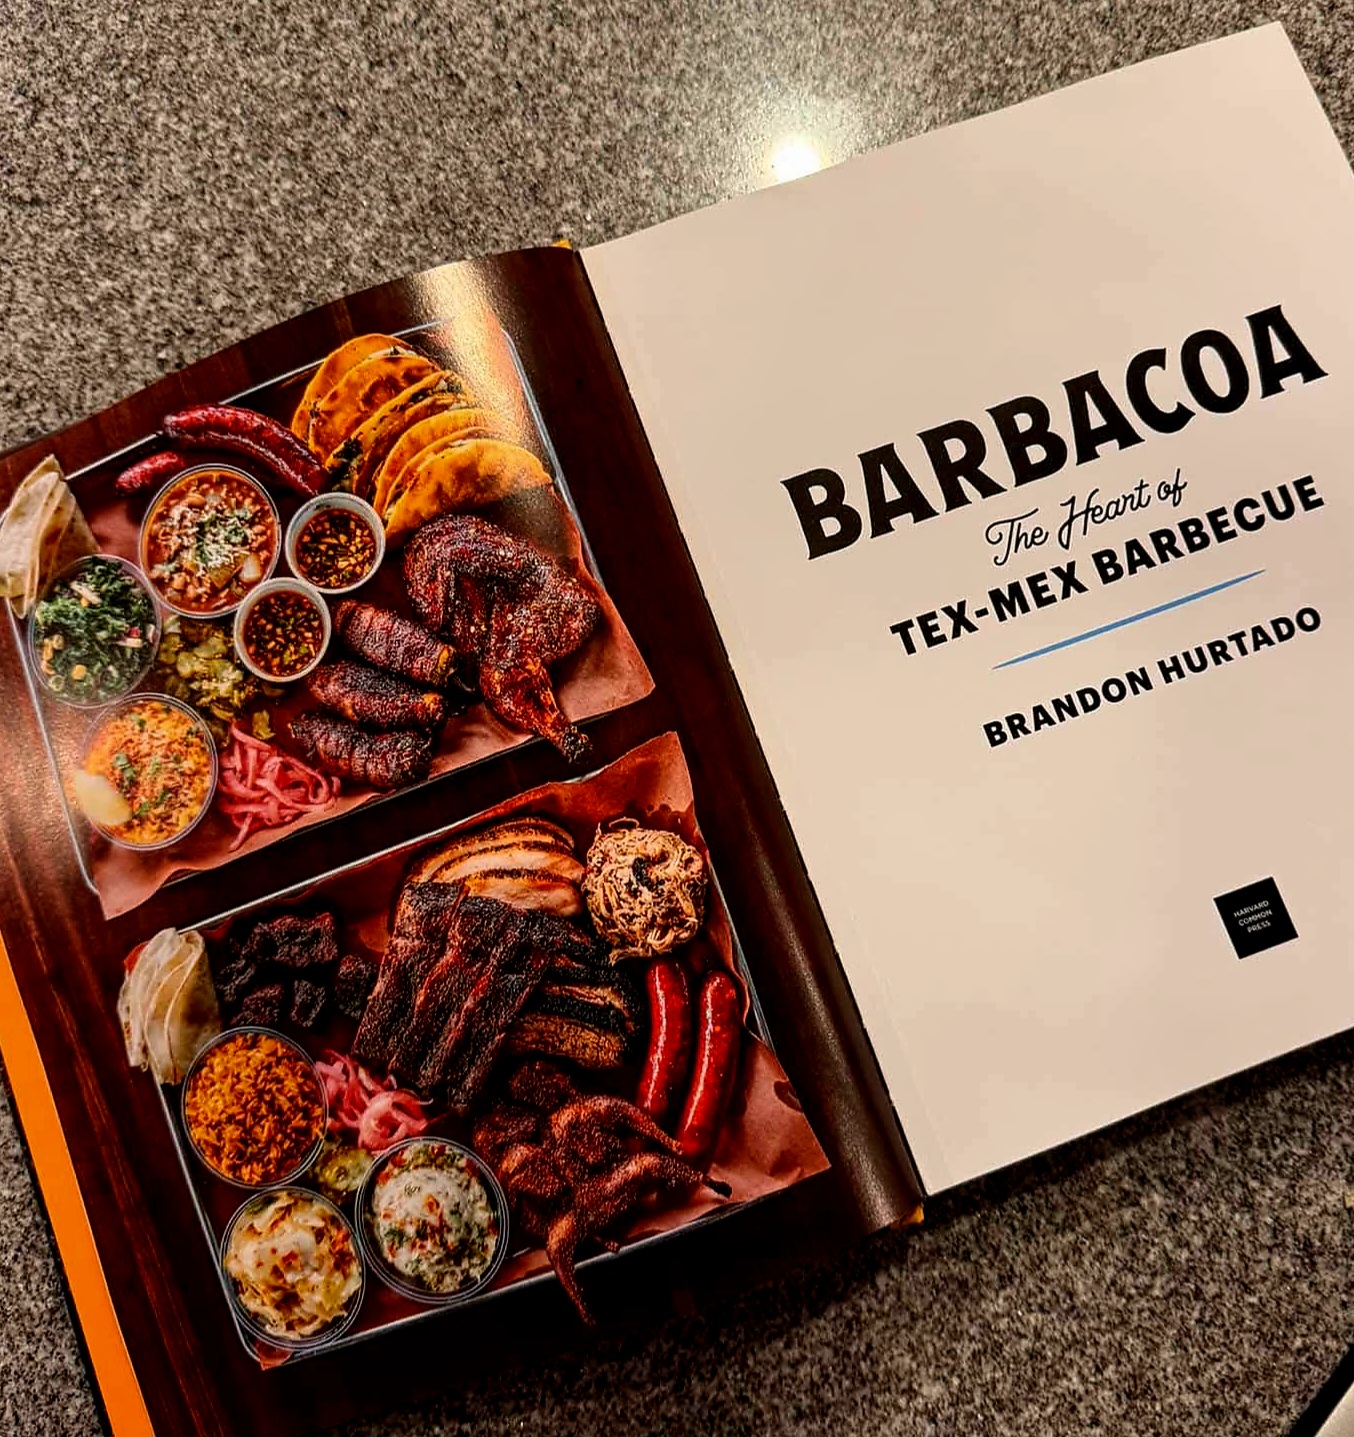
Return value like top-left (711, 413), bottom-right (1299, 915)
top-left (218, 724), bottom-right (339, 850)
top-left (314, 1051), bottom-right (430, 1153)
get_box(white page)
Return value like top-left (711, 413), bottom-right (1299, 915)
top-left (585, 25), bottom-right (1354, 1191)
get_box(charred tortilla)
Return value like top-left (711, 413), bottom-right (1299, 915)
top-left (325, 371), bottom-right (477, 495)
top-left (307, 350), bottom-right (440, 461)
top-left (291, 334), bottom-right (410, 442)
top-left (383, 438), bottom-right (553, 543)
top-left (371, 407), bottom-right (513, 517)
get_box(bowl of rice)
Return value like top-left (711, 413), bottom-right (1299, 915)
top-left (181, 1027), bottom-right (326, 1189)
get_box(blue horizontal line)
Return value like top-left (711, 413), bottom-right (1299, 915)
top-left (993, 569), bottom-right (1266, 670)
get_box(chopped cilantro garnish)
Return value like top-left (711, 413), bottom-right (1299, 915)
top-left (112, 752), bottom-right (139, 790)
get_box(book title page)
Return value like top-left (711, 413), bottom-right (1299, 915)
top-left (587, 26), bottom-right (1354, 1189)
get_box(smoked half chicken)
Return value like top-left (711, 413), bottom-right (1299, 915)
top-left (404, 515), bottom-right (600, 762)
top-left (474, 1061), bottom-right (729, 1322)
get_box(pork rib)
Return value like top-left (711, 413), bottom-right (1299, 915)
top-left (388, 898), bottom-right (521, 1081)
top-left (417, 926), bottom-right (552, 1112)
top-left (351, 882), bottom-right (465, 1067)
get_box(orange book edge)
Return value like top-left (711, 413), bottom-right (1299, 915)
top-left (0, 932), bottom-right (154, 1437)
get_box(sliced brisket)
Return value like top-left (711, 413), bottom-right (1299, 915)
top-left (351, 883), bottom-right (465, 1067)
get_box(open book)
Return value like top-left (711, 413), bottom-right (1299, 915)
top-left (0, 24), bottom-right (1349, 1437)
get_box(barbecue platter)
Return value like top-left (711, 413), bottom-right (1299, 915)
top-left (0, 322), bottom-right (652, 917)
top-left (3, 322), bottom-right (824, 1365)
top-left (117, 734), bottom-right (827, 1358)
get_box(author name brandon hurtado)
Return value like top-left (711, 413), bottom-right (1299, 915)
top-left (982, 607), bottom-right (1321, 746)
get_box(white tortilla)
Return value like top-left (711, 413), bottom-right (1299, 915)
top-left (144, 942), bottom-right (196, 1082)
top-left (0, 464), bottom-right (57, 607)
top-left (162, 933), bottom-right (220, 1082)
top-left (0, 457), bottom-right (96, 615)
top-left (119, 927), bottom-right (179, 1069)
top-left (117, 928), bottom-right (219, 1083)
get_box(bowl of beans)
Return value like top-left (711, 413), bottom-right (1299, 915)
top-left (284, 493), bottom-right (384, 596)
top-left (233, 577), bottom-right (330, 683)
top-left (182, 1027), bottom-right (327, 1189)
top-left (139, 466), bottom-right (279, 618)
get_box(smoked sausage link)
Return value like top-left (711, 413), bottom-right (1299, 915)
top-left (162, 404), bottom-right (326, 497)
top-left (113, 449), bottom-right (188, 496)
top-left (675, 970), bottom-right (741, 1163)
top-left (637, 959), bottom-right (693, 1127)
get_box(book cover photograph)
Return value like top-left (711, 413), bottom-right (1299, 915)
top-left (1, 21), bottom-right (1352, 1437)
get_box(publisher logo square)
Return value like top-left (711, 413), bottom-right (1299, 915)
top-left (1214, 877), bottom-right (1298, 959)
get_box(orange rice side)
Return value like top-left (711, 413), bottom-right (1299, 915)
top-left (83, 699), bottom-right (213, 846)
top-left (184, 1033), bottom-right (323, 1185)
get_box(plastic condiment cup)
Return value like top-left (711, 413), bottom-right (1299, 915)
top-left (77, 692), bottom-right (219, 851)
top-left (355, 1136), bottom-right (510, 1307)
top-left (219, 1185), bottom-right (366, 1352)
top-left (232, 576), bottom-right (331, 684)
top-left (26, 553), bottom-right (161, 709)
top-left (138, 464), bottom-right (280, 619)
top-left (181, 1026), bottom-right (328, 1189)
top-left (284, 492), bottom-right (385, 595)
